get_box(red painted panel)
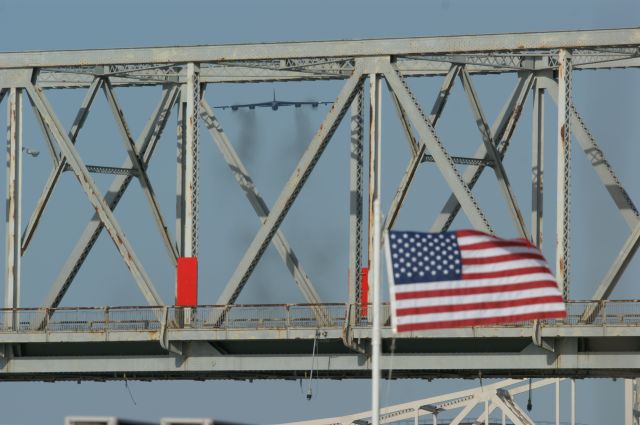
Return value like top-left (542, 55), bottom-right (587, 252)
top-left (361, 267), bottom-right (369, 317)
top-left (177, 257), bottom-right (198, 306)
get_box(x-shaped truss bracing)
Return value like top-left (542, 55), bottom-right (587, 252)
top-left (2, 28), bottom-right (640, 338)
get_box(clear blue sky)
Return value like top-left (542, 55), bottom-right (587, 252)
top-left (1, 0), bottom-right (639, 424)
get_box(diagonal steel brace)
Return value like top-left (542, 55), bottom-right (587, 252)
top-left (26, 83), bottom-right (164, 306)
top-left (102, 78), bottom-right (178, 263)
top-left (34, 85), bottom-right (179, 311)
top-left (431, 73), bottom-right (534, 232)
top-left (215, 70), bottom-right (365, 308)
top-left (200, 99), bottom-right (328, 320)
top-left (382, 60), bottom-right (493, 233)
top-left (21, 78), bottom-right (103, 254)
top-left (459, 67), bottom-right (529, 238)
top-left (385, 65), bottom-right (460, 230)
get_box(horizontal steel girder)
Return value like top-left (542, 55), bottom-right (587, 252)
top-left (1, 335), bottom-right (640, 381)
top-left (0, 302), bottom-right (639, 380)
top-left (1, 28), bottom-right (638, 69)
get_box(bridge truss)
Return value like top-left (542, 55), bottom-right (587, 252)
top-left (2, 28), bottom-right (640, 381)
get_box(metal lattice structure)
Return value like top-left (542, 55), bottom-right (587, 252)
top-left (2, 28), bottom-right (640, 381)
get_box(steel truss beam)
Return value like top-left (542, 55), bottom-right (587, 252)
top-left (2, 29), bottom-right (640, 382)
top-left (198, 98), bottom-right (325, 314)
top-left (37, 86), bottom-right (179, 311)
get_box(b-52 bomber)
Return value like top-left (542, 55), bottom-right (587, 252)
top-left (214, 89), bottom-right (332, 111)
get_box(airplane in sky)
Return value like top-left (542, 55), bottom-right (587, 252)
top-left (213, 90), bottom-right (332, 111)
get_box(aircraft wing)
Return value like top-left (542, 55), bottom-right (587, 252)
top-left (276, 100), bottom-right (333, 107)
top-left (212, 101), bottom-right (272, 110)
top-left (213, 99), bottom-right (333, 111)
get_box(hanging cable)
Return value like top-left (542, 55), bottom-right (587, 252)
top-left (123, 373), bottom-right (137, 406)
top-left (307, 331), bottom-right (319, 400)
top-left (527, 378), bottom-right (533, 411)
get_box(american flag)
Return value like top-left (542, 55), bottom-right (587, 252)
top-left (384, 229), bottom-right (566, 332)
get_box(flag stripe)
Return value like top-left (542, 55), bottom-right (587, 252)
top-left (395, 303), bottom-right (567, 325)
top-left (459, 240), bottom-right (533, 250)
top-left (396, 295), bottom-right (564, 316)
top-left (463, 266), bottom-right (552, 280)
top-left (460, 246), bottom-right (541, 258)
top-left (394, 279), bottom-right (559, 300)
top-left (462, 252), bottom-right (545, 265)
top-left (395, 287), bottom-right (562, 309)
top-left (392, 272), bottom-right (556, 293)
top-left (462, 258), bottom-right (548, 274)
top-left (396, 311), bottom-right (566, 331)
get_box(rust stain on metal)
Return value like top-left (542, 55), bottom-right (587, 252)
top-left (560, 124), bottom-right (568, 145)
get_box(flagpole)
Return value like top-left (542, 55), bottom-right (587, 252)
top-left (370, 73), bottom-right (382, 425)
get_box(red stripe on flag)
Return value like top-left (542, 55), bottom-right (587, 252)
top-left (460, 240), bottom-right (534, 250)
top-left (455, 229), bottom-right (496, 237)
top-left (462, 266), bottom-right (552, 280)
top-left (396, 310), bottom-right (567, 332)
top-left (395, 280), bottom-right (559, 300)
top-left (396, 295), bottom-right (564, 316)
top-left (462, 253), bottom-right (545, 265)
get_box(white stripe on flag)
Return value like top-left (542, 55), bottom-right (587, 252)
top-left (462, 258), bottom-right (549, 274)
top-left (392, 272), bottom-right (556, 294)
top-left (457, 235), bottom-right (501, 246)
top-left (460, 245), bottom-right (540, 258)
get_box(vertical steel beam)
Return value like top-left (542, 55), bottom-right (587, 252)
top-left (176, 92), bottom-right (186, 256)
top-left (459, 67), bottom-right (528, 238)
top-left (215, 70), bottom-right (363, 306)
top-left (39, 86), bottom-right (178, 311)
top-left (556, 49), bottom-right (572, 300)
top-left (5, 88), bottom-right (22, 327)
top-left (199, 99), bottom-right (325, 309)
top-left (348, 87), bottom-right (364, 322)
top-left (184, 62), bottom-right (200, 258)
top-left (26, 84), bottom-right (164, 306)
top-left (102, 79), bottom-right (178, 263)
top-left (431, 73), bottom-right (534, 232)
top-left (368, 75), bottom-right (380, 272)
top-left (382, 61), bottom-right (492, 233)
top-left (531, 80), bottom-right (545, 247)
